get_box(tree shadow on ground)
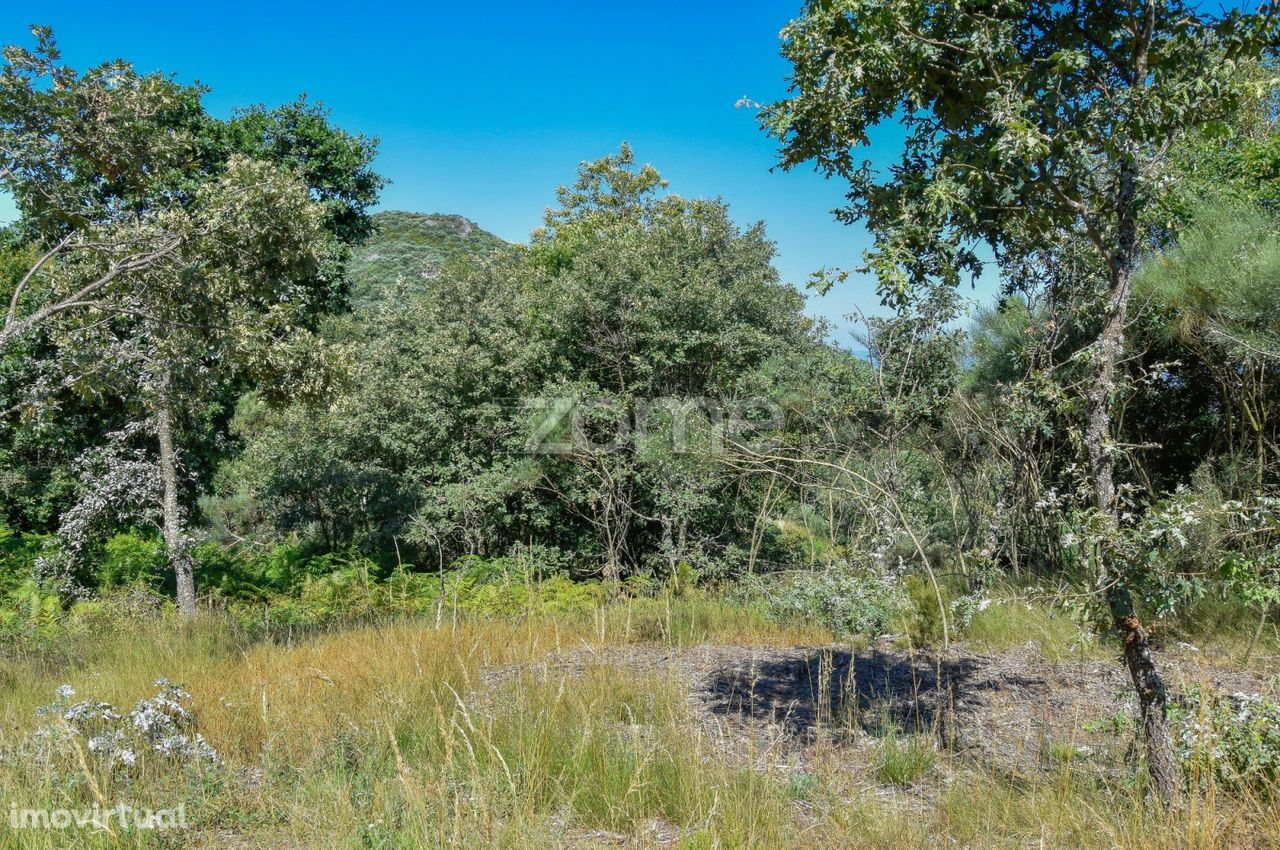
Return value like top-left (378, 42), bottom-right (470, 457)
top-left (702, 648), bottom-right (1047, 743)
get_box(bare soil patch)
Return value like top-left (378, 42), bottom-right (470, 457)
top-left (483, 641), bottom-right (1274, 781)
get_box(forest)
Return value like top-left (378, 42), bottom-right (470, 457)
top-left (2, 3), bottom-right (1280, 847)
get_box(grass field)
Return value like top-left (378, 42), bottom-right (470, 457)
top-left (1, 595), bottom-right (1277, 849)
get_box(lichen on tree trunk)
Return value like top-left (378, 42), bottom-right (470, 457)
top-left (156, 380), bottom-right (196, 616)
top-left (1085, 253), bottom-right (1181, 805)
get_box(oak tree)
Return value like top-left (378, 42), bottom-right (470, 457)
top-left (762, 0), bottom-right (1278, 802)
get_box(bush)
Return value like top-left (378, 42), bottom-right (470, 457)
top-left (67, 585), bottom-right (174, 630)
top-left (763, 566), bottom-right (907, 639)
top-left (0, 579), bottom-right (61, 641)
top-left (97, 531), bottom-right (167, 588)
top-left (239, 552), bottom-right (610, 633)
top-left (0, 524), bottom-right (47, 597)
top-left (1087, 683), bottom-right (1280, 794)
top-left (1174, 685), bottom-right (1280, 792)
top-left (896, 575), bottom-right (953, 646)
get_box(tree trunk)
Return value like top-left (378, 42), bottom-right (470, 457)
top-left (660, 518), bottom-right (676, 574)
top-left (156, 384), bottom-right (196, 616)
top-left (1112, 586), bottom-right (1181, 802)
top-left (1083, 253), bottom-right (1181, 805)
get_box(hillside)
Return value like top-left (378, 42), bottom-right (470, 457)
top-left (347, 211), bottom-right (506, 308)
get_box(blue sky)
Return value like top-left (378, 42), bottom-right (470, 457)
top-left (0, 1), bottom-right (997, 340)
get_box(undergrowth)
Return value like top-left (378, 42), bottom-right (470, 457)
top-left (1, 567), bottom-right (1278, 848)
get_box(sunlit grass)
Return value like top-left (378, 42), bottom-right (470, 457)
top-left (875, 730), bottom-right (936, 787)
top-left (965, 595), bottom-right (1099, 662)
top-left (0, 595), bottom-right (1276, 848)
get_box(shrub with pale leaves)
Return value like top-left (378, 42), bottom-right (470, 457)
top-left (765, 566), bottom-right (907, 638)
top-left (35, 678), bottom-right (219, 773)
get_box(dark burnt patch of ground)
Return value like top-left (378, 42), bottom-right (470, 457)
top-left (701, 647), bottom-right (1044, 739)
top-left (481, 640), bottom-right (1275, 782)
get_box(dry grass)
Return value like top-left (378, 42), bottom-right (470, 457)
top-left (0, 596), bottom-right (1276, 849)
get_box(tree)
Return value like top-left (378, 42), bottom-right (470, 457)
top-left (0, 28), bottom-right (374, 612)
top-left (855, 288), bottom-right (963, 563)
top-left (219, 97), bottom-right (385, 314)
top-left (0, 27), bottom-right (201, 353)
top-left (1137, 201), bottom-right (1280, 490)
top-left (215, 147), bottom-right (840, 582)
top-left (82, 157), bottom-right (325, 614)
top-left (762, 0), bottom-right (1278, 802)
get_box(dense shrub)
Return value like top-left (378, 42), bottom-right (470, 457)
top-left (243, 553), bottom-right (610, 632)
top-left (0, 579), bottom-right (61, 641)
top-left (895, 575), bottom-right (954, 646)
top-left (760, 566), bottom-right (907, 639)
top-left (1174, 685), bottom-right (1280, 793)
top-left (97, 532), bottom-right (168, 588)
top-left (0, 524), bottom-right (46, 596)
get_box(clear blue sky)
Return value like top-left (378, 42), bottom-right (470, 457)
top-left (0, 1), bottom-right (997, 340)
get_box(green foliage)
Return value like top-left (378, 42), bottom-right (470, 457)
top-left (1137, 201), bottom-right (1280, 359)
top-left (1174, 686), bottom-right (1280, 793)
top-left (762, 0), bottom-right (1275, 305)
top-left (215, 146), bottom-right (843, 581)
top-left (965, 298), bottom-right (1035, 394)
top-left (0, 19), bottom-right (1277, 702)
top-left (764, 515), bottom-right (840, 567)
top-left (346, 211), bottom-right (505, 309)
top-left (0, 580), bottom-right (61, 641)
top-left (96, 532), bottom-right (167, 588)
top-left (760, 567), bottom-right (907, 640)
top-left (224, 97), bottom-right (384, 248)
top-left (1093, 682), bottom-right (1280, 794)
top-left (232, 550), bottom-right (610, 633)
top-left (0, 526), bottom-right (62, 643)
top-left (1163, 64), bottom-right (1280, 217)
top-left (669, 560), bottom-right (697, 596)
top-left (1, 580), bottom-right (175, 651)
top-left (1073, 480), bottom-right (1280, 625)
top-left (896, 575), bottom-right (954, 648)
top-left (875, 728), bottom-right (936, 787)
top-left (0, 27), bottom-right (386, 615)
top-left (0, 524), bottom-right (45, 595)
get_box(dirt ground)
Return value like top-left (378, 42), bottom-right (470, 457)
top-left (207, 641), bottom-right (1278, 849)
top-left (482, 640), bottom-right (1275, 783)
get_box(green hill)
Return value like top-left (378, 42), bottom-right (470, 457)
top-left (348, 211), bottom-right (506, 308)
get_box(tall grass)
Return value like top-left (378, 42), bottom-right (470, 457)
top-left (0, 595), bottom-right (1276, 848)
top-left (964, 596), bottom-right (1097, 662)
